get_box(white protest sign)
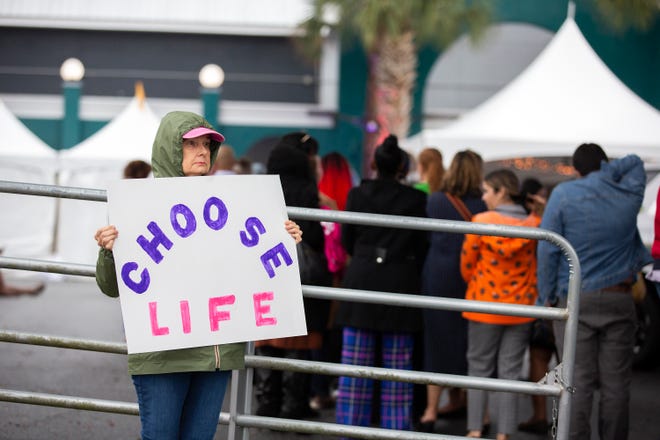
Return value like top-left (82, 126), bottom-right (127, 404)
top-left (107, 175), bottom-right (307, 354)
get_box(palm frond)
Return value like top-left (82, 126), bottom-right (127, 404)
top-left (591, 0), bottom-right (659, 32)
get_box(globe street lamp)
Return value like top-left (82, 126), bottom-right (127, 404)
top-left (60, 57), bottom-right (85, 149)
top-left (198, 64), bottom-right (225, 129)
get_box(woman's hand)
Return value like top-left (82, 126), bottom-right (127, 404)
top-left (527, 193), bottom-right (547, 216)
top-left (319, 191), bottom-right (338, 210)
top-left (94, 225), bottom-right (118, 251)
top-left (285, 220), bottom-right (303, 244)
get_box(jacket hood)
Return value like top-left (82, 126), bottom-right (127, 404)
top-left (474, 210), bottom-right (541, 259)
top-left (599, 154), bottom-right (646, 195)
top-left (151, 111), bottom-right (221, 178)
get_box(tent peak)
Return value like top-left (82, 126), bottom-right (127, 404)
top-left (567, 1), bottom-right (576, 20)
top-left (404, 10), bottom-right (660, 166)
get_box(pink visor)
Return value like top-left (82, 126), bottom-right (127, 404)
top-left (182, 127), bottom-right (225, 143)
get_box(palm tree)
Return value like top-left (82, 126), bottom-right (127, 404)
top-left (591, 0), bottom-right (659, 31)
top-left (298, 0), bottom-right (490, 175)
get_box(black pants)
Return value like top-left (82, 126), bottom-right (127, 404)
top-left (254, 346), bottom-right (312, 418)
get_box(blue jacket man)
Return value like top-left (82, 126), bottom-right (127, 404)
top-left (537, 144), bottom-right (651, 440)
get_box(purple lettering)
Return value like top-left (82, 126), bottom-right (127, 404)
top-left (137, 221), bottom-right (173, 263)
top-left (260, 242), bottom-right (293, 278)
top-left (240, 217), bottom-right (266, 247)
top-left (170, 204), bottom-right (197, 238)
top-left (204, 197), bottom-right (229, 230)
top-left (121, 262), bottom-right (150, 294)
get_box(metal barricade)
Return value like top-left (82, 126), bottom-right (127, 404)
top-left (0, 180), bottom-right (580, 439)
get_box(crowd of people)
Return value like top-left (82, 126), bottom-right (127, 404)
top-left (2, 108), bottom-right (635, 440)
top-left (0, 103), bottom-right (648, 440)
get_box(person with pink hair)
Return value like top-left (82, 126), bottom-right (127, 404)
top-left (318, 152), bottom-right (354, 280)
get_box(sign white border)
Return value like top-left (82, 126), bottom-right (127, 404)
top-left (107, 175), bottom-right (307, 354)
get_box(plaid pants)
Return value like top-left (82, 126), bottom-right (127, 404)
top-left (336, 327), bottom-right (414, 436)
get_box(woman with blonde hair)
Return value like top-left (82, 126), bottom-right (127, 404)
top-left (414, 147), bottom-right (444, 194)
top-left (418, 150), bottom-right (487, 432)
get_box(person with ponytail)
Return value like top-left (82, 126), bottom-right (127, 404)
top-left (334, 134), bottom-right (428, 436)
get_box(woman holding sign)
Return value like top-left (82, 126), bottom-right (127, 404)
top-left (94, 111), bottom-right (302, 440)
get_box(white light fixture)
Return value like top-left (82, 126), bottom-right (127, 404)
top-left (60, 58), bottom-right (85, 82)
top-left (198, 64), bottom-right (225, 89)
top-left (322, 4), bottom-right (340, 25)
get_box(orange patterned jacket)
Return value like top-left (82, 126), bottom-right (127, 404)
top-left (461, 209), bottom-right (541, 325)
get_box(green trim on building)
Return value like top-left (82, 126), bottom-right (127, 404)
top-left (15, 0), bottom-right (660, 176)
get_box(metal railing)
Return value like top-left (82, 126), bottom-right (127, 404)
top-left (0, 180), bottom-right (581, 439)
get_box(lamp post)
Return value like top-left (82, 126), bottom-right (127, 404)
top-left (59, 58), bottom-right (85, 149)
top-left (198, 63), bottom-right (225, 129)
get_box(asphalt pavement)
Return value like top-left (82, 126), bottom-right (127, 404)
top-left (1, 274), bottom-right (659, 439)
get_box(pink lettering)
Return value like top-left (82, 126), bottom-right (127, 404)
top-left (180, 300), bottom-right (191, 334)
top-left (209, 295), bottom-right (236, 331)
top-left (149, 301), bottom-right (170, 336)
top-left (253, 291), bottom-right (277, 326)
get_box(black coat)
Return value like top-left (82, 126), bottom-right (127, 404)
top-left (268, 145), bottom-right (330, 332)
top-left (421, 191), bottom-right (487, 374)
top-left (335, 179), bottom-right (428, 333)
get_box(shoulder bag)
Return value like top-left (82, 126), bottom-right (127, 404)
top-left (445, 193), bottom-right (473, 221)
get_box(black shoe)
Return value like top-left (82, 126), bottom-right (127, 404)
top-left (417, 421), bottom-right (436, 433)
top-left (280, 406), bottom-right (320, 420)
top-left (309, 395), bottom-right (336, 411)
top-left (256, 403), bottom-right (280, 417)
top-left (436, 406), bottom-right (467, 419)
top-left (518, 419), bottom-right (550, 434)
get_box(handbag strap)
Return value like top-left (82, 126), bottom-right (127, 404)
top-left (445, 193), bottom-right (473, 221)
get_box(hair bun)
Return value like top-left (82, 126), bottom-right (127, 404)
top-left (374, 134), bottom-right (405, 177)
top-left (381, 134), bottom-right (399, 152)
top-left (277, 131), bottom-right (319, 155)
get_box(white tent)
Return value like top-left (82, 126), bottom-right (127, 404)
top-left (0, 98), bottom-right (58, 259)
top-left (403, 16), bottom-right (660, 246)
top-left (403, 16), bottom-right (660, 166)
top-left (57, 91), bottom-right (160, 264)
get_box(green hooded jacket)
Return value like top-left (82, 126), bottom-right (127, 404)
top-left (95, 111), bottom-right (245, 375)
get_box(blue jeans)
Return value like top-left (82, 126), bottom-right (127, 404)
top-left (132, 370), bottom-right (231, 440)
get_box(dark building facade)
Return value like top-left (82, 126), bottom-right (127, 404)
top-left (1, 0), bottom-right (658, 174)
